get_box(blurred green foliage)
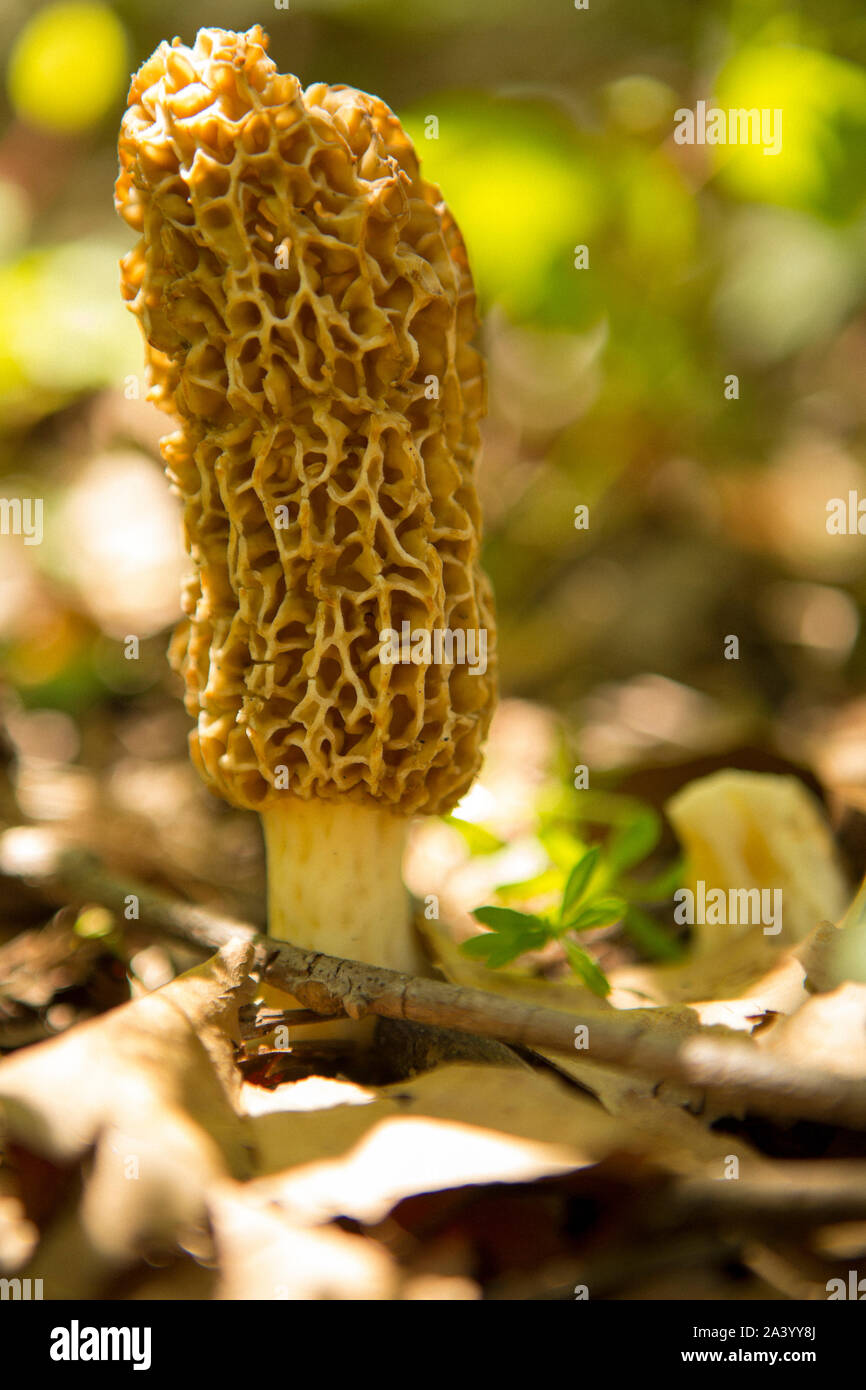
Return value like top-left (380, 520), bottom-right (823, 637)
top-left (8, 2), bottom-right (127, 134)
top-left (463, 775), bottom-right (684, 974)
top-left (1, 0), bottom-right (866, 761)
top-left (461, 774), bottom-right (688, 987)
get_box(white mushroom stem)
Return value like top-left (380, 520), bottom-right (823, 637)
top-left (261, 798), bottom-right (421, 977)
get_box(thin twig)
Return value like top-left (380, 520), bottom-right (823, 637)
top-left (3, 828), bottom-right (866, 1129)
top-left (239, 1005), bottom-right (342, 1035)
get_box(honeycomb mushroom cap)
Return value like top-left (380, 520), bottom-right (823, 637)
top-left (116, 25), bottom-right (496, 818)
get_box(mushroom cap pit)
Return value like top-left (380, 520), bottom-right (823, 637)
top-left (116, 25), bottom-right (497, 817)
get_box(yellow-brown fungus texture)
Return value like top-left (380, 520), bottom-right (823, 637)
top-left (116, 26), bottom-right (496, 816)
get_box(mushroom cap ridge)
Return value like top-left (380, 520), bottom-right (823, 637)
top-left (116, 26), bottom-right (497, 816)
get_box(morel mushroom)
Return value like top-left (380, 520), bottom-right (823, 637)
top-left (116, 26), bottom-right (497, 977)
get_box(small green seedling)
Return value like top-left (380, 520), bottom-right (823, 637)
top-left (459, 787), bottom-right (683, 996)
top-left (461, 844), bottom-right (620, 996)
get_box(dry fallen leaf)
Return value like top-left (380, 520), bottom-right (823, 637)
top-left (241, 1057), bottom-right (769, 1238)
top-left (208, 1179), bottom-right (398, 1300)
top-left (760, 981), bottom-right (866, 1078)
top-left (244, 1063), bottom-right (625, 1199)
top-left (609, 927), bottom-right (804, 1014)
top-left (666, 770), bottom-right (849, 951)
top-left (0, 941), bottom-right (255, 1294)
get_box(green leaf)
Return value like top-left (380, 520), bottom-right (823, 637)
top-left (495, 867), bottom-right (564, 905)
top-left (566, 896), bottom-right (627, 932)
top-left (471, 906), bottom-right (549, 936)
top-left (460, 934), bottom-right (527, 968)
top-left (560, 847), bottom-right (601, 921)
top-left (619, 856), bottom-right (684, 903)
top-left (622, 905), bottom-right (684, 962)
top-left (607, 809), bottom-right (661, 876)
top-left (461, 906), bottom-right (552, 968)
top-left (539, 823), bottom-right (589, 871)
top-left (445, 816), bottom-right (505, 855)
top-left (562, 939), bottom-right (610, 997)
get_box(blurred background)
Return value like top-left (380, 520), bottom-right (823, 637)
top-left (2, 0), bottom-right (866, 954)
